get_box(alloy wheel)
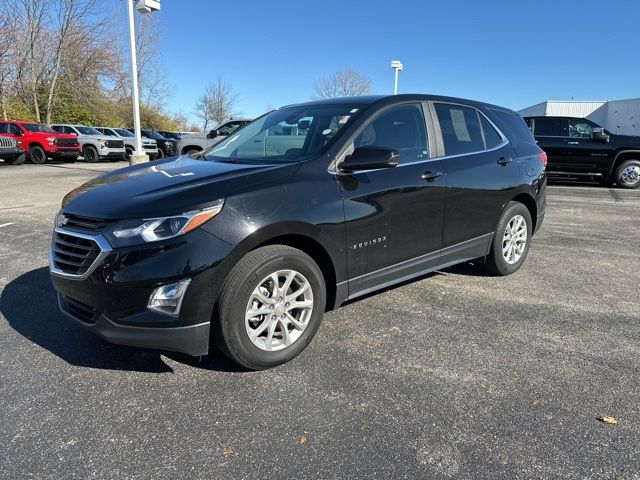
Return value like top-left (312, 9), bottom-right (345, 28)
top-left (620, 165), bottom-right (640, 185)
top-left (245, 269), bottom-right (314, 352)
top-left (502, 214), bottom-right (527, 265)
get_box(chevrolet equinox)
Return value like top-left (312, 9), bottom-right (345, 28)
top-left (49, 95), bottom-right (547, 369)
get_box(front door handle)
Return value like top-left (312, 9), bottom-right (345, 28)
top-left (497, 157), bottom-right (513, 166)
top-left (421, 171), bottom-right (443, 181)
top-left (567, 141), bottom-right (579, 145)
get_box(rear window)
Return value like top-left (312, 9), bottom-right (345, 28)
top-left (489, 109), bottom-right (538, 153)
top-left (434, 103), bottom-right (484, 156)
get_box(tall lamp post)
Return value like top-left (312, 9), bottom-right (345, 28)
top-left (390, 60), bottom-right (403, 95)
top-left (126, 0), bottom-right (160, 165)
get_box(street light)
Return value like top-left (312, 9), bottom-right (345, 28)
top-left (126, 0), bottom-right (160, 165)
top-left (390, 60), bottom-right (403, 95)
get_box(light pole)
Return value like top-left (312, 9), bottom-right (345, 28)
top-left (126, 0), bottom-right (160, 165)
top-left (390, 60), bottom-right (403, 95)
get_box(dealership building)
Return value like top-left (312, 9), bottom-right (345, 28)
top-left (518, 98), bottom-right (640, 136)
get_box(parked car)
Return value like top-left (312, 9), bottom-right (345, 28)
top-left (524, 116), bottom-right (640, 188)
top-left (131, 129), bottom-right (177, 158)
top-left (94, 127), bottom-right (158, 160)
top-left (50, 124), bottom-right (126, 163)
top-left (177, 118), bottom-right (252, 155)
top-left (49, 94), bottom-right (546, 369)
top-left (0, 136), bottom-right (25, 165)
top-left (156, 130), bottom-right (181, 141)
top-left (0, 120), bottom-right (80, 164)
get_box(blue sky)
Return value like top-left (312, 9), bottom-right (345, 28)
top-left (151, 0), bottom-right (640, 124)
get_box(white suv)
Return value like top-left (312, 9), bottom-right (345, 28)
top-left (177, 118), bottom-right (252, 155)
top-left (50, 124), bottom-right (126, 162)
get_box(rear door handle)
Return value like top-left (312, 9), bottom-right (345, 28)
top-left (497, 157), bottom-right (513, 166)
top-left (421, 171), bottom-right (443, 181)
top-left (567, 141), bottom-right (579, 145)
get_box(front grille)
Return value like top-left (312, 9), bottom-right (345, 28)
top-left (164, 142), bottom-right (177, 155)
top-left (60, 295), bottom-right (98, 324)
top-left (0, 136), bottom-right (16, 148)
top-left (51, 231), bottom-right (100, 275)
top-left (143, 143), bottom-right (156, 150)
top-left (56, 138), bottom-right (78, 147)
top-left (105, 139), bottom-right (124, 149)
top-left (62, 213), bottom-right (112, 232)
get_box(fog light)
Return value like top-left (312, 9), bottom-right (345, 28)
top-left (147, 279), bottom-right (191, 316)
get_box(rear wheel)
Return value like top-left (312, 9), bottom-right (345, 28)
top-left (28, 145), bottom-right (47, 164)
top-left (614, 159), bottom-right (640, 189)
top-left (214, 245), bottom-right (326, 370)
top-left (484, 201), bottom-right (532, 276)
top-left (83, 145), bottom-right (99, 163)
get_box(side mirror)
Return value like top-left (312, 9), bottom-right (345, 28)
top-left (206, 129), bottom-right (218, 139)
top-left (592, 128), bottom-right (610, 143)
top-left (338, 146), bottom-right (400, 173)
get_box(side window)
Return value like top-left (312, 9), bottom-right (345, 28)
top-left (532, 117), bottom-right (562, 136)
top-left (9, 124), bottom-right (21, 135)
top-left (354, 103), bottom-right (428, 164)
top-left (524, 118), bottom-right (533, 131)
top-left (0, 123), bottom-right (6, 134)
top-left (568, 120), bottom-right (593, 138)
top-left (434, 103), bottom-right (484, 156)
top-left (51, 125), bottom-right (63, 133)
top-left (218, 122), bottom-right (242, 136)
top-left (480, 114), bottom-right (502, 149)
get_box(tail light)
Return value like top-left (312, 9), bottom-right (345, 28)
top-left (537, 150), bottom-right (547, 169)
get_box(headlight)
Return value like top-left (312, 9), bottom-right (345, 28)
top-left (104, 200), bottom-right (224, 247)
top-left (46, 137), bottom-right (56, 145)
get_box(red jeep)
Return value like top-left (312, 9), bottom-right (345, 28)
top-left (0, 120), bottom-right (81, 164)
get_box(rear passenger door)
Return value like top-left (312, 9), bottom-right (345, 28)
top-left (432, 102), bottom-right (520, 264)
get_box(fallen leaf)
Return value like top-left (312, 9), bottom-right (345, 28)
top-left (311, 409), bottom-right (321, 414)
top-left (298, 435), bottom-right (307, 445)
top-left (221, 447), bottom-right (234, 458)
top-left (597, 416), bottom-right (618, 425)
top-left (263, 383), bottom-right (269, 390)
top-left (531, 399), bottom-right (541, 406)
top-left (360, 425), bottom-right (368, 430)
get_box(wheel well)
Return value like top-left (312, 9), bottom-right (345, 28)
top-left (612, 151), bottom-right (640, 175)
top-left (512, 193), bottom-right (537, 230)
top-left (28, 142), bottom-right (43, 150)
top-left (181, 145), bottom-right (203, 155)
top-left (256, 234), bottom-right (337, 312)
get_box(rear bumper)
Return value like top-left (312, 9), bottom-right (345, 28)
top-left (58, 293), bottom-right (210, 355)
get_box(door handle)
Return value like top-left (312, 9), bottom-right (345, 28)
top-left (567, 141), bottom-right (579, 145)
top-left (497, 157), bottom-right (513, 166)
top-left (421, 171), bottom-right (443, 181)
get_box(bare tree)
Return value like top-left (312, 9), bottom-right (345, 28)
top-left (194, 76), bottom-right (239, 130)
top-left (312, 69), bottom-right (371, 99)
top-left (0, 8), bottom-right (16, 119)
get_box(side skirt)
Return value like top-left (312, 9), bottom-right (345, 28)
top-left (345, 233), bottom-right (493, 302)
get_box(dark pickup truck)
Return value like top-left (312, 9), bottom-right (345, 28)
top-left (524, 116), bottom-right (640, 188)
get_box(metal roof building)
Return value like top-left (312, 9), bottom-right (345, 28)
top-left (518, 98), bottom-right (640, 136)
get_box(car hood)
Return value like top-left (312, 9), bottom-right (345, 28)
top-left (61, 155), bottom-right (300, 219)
top-left (29, 131), bottom-right (76, 140)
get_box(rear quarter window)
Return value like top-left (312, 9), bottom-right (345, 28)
top-left (488, 109), bottom-right (538, 154)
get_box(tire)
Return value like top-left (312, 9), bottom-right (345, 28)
top-left (83, 145), bottom-right (99, 163)
top-left (484, 201), bottom-right (533, 276)
top-left (156, 148), bottom-right (165, 159)
top-left (125, 147), bottom-right (134, 161)
top-left (614, 159), bottom-right (640, 189)
top-left (28, 145), bottom-right (47, 164)
top-left (214, 245), bottom-right (326, 370)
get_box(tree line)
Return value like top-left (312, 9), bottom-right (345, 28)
top-left (0, 0), bottom-right (372, 132)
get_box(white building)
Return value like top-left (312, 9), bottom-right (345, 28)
top-left (518, 98), bottom-right (640, 136)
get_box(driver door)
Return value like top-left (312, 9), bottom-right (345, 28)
top-left (338, 102), bottom-right (446, 298)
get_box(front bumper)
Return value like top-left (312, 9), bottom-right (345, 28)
top-left (49, 148), bottom-right (80, 158)
top-left (0, 147), bottom-right (24, 158)
top-left (49, 226), bottom-right (234, 356)
top-left (99, 149), bottom-right (126, 160)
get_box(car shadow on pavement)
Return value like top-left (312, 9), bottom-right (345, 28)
top-left (0, 267), bottom-right (244, 373)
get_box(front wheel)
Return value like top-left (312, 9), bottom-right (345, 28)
top-left (83, 146), bottom-right (99, 163)
top-left (156, 148), bottom-right (165, 159)
top-left (484, 201), bottom-right (533, 276)
top-left (28, 145), bottom-right (47, 164)
top-left (214, 245), bottom-right (326, 370)
top-left (614, 160), bottom-right (640, 189)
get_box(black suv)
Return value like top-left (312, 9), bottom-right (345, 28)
top-left (132, 129), bottom-right (178, 158)
top-left (50, 95), bottom-right (546, 369)
top-left (524, 116), bottom-right (640, 188)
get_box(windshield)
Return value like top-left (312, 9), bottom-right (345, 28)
top-left (143, 130), bottom-right (164, 140)
top-left (23, 123), bottom-right (55, 133)
top-left (99, 128), bottom-right (116, 137)
top-left (114, 128), bottom-right (134, 137)
top-left (203, 105), bottom-right (363, 164)
top-left (75, 126), bottom-right (102, 135)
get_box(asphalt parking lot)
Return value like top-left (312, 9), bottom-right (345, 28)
top-left (1, 162), bottom-right (639, 479)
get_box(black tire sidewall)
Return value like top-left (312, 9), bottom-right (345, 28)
top-left (218, 247), bottom-right (326, 369)
top-left (488, 202), bottom-right (533, 275)
top-left (156, 148), bottom-right (165, 159)
top-left (615, 160), bottom-right (640, 189)
top-left (83, 146), bottom-right (99, 163)
top-left (29, 146), bottom-right (47, 164)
